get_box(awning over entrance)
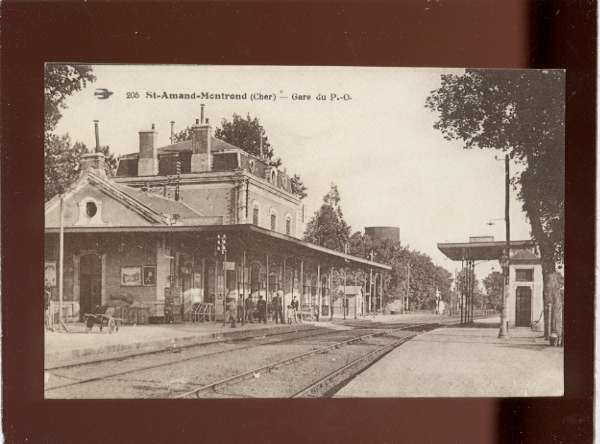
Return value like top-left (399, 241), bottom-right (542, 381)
top-left (437, 239), bottom-right (535, 261)
top-left (45, 223), bottom-right (392, 272)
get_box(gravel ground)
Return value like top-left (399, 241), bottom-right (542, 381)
top-left (45, 327), bottom-right (398, 399)
top-left (197, 335), bottom-right (409, 398)
top-left (45, 321), bottom-right (424, 399)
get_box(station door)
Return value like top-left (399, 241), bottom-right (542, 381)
top-left (515, 286), bottom-right (532, 327)
top-left (80, 254), bottom-right (102, 320)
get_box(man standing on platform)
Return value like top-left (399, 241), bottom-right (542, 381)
top-left (272, 290), bottom-right (284, 324)
top-left (245, 295), bottom-right (254, 323)
top-left (257, 295), bottom-right (267, 324)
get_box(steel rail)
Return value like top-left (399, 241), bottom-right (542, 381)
top-left (290, 335), bottom-right (415, 398)
top-left (45, 324), bottom-right (322, 371)
top-left (173, 323), bottom-right (430, 399)
top-left (44, 325), bottom-right (380, 393)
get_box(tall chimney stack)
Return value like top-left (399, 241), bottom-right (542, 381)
top-left (81, 121), bottom-right (106, 176)
top-left (138, 123), bottom-right (158, 176)
top-left (170, 121), bottom-right (175, 144)
top-left (190, 107), bottom-right (212, 173)
top-left (93, 120), bottom-right (100, 153)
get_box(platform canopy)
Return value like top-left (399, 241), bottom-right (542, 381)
top-left (45, 223), bottom-right (392, 271)
top-left (437, 239), bottom-right (535, 261)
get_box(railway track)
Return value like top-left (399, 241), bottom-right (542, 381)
top-left (173, 322), bottom-right (439, 399)
top-left (46, 320), bottom-right (454, 398)
top-left (45, 324), bottom-right (321, 371)
top-left (44, 325), bottom-right (347, 393)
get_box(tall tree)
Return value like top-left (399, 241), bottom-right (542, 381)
top-left (303, 184), bottom-right (351, 252)
top-left (426, 69), bottom-right (565, 337)
top-left (44, 64), bottom-right (96, 132)
top-left (173, 113), bottom-right (307, 199)
top-left (348, 230), bottom-right (453, 311)
top-left (482, 271), bottom-right (504, 311)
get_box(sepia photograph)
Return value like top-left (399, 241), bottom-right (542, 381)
top-left (43, 64), bottom-right (565, 399)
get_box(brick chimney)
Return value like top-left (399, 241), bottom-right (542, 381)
top-left (138, 123), bottom-right (158, 176)
top-left (81, 152), bottom-right (106, 177)
top-left (81, 120), bottom-right (106, 177)
top-left (190, 105), bottom-right (212, 172)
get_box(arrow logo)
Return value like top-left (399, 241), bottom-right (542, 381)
top-left (94, 88), bottom-right (114, 100)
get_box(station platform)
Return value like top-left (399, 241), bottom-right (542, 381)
top-left (45, 321), bottom-right (317, 369)
top-left (336, 316), bottom-right (563, 397)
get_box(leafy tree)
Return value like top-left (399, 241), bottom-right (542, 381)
top-left (45, 136), bottom-right (118, 201)
top-left (455, 268), bottom-right (483, 309)
top-left (348, 230), bottom-right (453, 311)
top-left (173, 113), bottom-right (307, 199)
top-left (303, 184), bottom-right (351, 252)
top-left (45, 134), bottom-right (85, 200)
top-left (482, 271), bottom-right (504, 310)
top-left (44, 64), bottom-right (96, 132)
top-left (425, 69), bottom-right (564, 337)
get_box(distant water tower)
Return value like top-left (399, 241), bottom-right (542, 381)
top-left (365, 226), bottom-right (400, 243)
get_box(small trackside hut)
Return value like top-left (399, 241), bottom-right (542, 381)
top-left (437, 238), bottom-right (544, 329)
top-left (44, 109), bottom-right (391, 324)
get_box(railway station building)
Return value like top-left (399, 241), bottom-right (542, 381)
top-left (44, 112), bottom-right (390, 323)
top-left (438, 237), bottom-right (544, 329)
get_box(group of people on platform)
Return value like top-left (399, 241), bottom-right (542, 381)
top-left (222, 290), bottom-right (318, 328)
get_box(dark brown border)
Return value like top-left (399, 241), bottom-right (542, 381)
top-left (1, 1), bottom-right (594, 443)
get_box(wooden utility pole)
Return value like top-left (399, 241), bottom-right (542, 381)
top-left (58, 195), bottom-right (64, 326)
top-left (300, 259), bottom-right (304, 308)
top-left (317, 263), bottom-right (321, 318)
top-left (343, 267), bottom-right (347, 320)
top-left (406, 262), bottom-right (411, 312)
top-left (242, 249), bottom-right (246, 325)
top-left (266, 254), bottom-right (270, 319)
top-left (499, 154), bottom-right (510, 338)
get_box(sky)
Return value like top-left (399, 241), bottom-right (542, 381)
top-left (54, 65), bottom-right (534, 281)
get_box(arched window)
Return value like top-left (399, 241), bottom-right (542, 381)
top-left (253, 206), bottom-right (259, 225)
top-left (271, 170), bottom-right (276, 184)
top-left (285, 215), bottom-right (292, 235)
top-left (270, 210), bottom-right (277, 231)
top-left (252, 201), bottom-right (260, 225)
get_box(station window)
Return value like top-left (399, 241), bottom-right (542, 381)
top-left (285, 217), bottom-right (291, 235)
top-left (86, 201), bottom-right (98, 218)
top-left (270, 213), bottom-right (277, 231)
top-left (252, 206), bottom-right (259, 225)
top-left (515, 269), bottom-right (534, 282)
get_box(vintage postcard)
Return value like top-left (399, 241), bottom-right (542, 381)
top-left (43, 65), bottom-right (564, 398)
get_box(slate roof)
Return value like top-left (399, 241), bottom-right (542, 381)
top-left (120, 136), bottom-right (239, 159)
top-left (112, 182), bottom-right (204, 221)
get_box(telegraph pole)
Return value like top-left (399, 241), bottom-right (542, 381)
top-left (58, 194), bottom-right (64, 326)
top-left (499, 154), bottom-right (510, 338)
top-left (406, 262), bottom-right (411, 312)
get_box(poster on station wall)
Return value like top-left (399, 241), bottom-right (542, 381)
top-left (120, 266), bottom-right (142, 286)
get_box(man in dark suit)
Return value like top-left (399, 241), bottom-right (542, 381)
top-left (257, 295), bottom-right (267, 324)
top-left (272, 291), bottom-right (283, 324)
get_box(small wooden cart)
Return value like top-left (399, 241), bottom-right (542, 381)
top-left (83, 306), bottom-right (123, 333)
